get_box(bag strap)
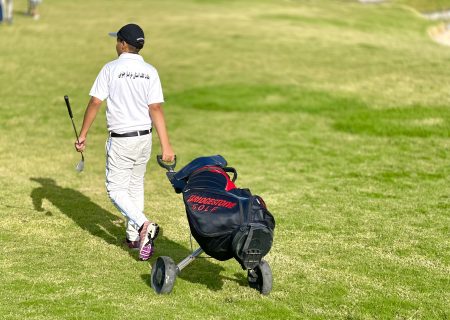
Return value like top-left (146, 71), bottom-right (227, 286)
top-left (241, 226), bottom-right (254, 253)
top-left (223, 167), bottom-right (237, 182)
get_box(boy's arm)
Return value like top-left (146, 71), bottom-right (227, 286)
top-left (75, 96), bottom-right (103, 152)
top-left (149, 103), bottom-right (175, 162)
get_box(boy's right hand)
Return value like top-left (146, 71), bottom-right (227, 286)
top-left (161, 145), bottom-right (175, 162)
top-left (75, 137), bottom-right (86, 152)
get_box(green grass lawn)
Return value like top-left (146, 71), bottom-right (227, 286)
top-left (0, 0), bottom-right (449, 319)
top-left (396, 0), bottom-right (450, 12)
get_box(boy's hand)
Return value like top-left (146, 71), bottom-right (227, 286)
top-left (75, 137), bottom-right (86, 152)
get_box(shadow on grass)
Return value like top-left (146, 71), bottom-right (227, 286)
top-left (30, 177), bottom-right (244, 291)
top-left (30, 177), bottom-right (125, 247)
top-left (141, 239), bottom-right (250, 292)
top-left (169, 84), bottom-right (450, 137)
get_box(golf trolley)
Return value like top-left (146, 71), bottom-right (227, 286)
top-left (151, 155), bottom-right (275, 295)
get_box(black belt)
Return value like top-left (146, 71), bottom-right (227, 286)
top-left (110, 128), bottom-right (152, 138)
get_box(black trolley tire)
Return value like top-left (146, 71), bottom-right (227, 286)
top-left (151, 256), bottom-right (177, 294)
top-left (247, 259), bottom-right (272, 295)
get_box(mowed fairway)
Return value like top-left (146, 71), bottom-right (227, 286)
top-left (0, 0), bottom-right (449, 319)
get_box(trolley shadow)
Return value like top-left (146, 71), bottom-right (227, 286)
top-left (141, 238), bottom-right (240, 291)
top-left (30, 177), bottom-right (231, 291)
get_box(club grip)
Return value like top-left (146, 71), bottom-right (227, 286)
top-left (64, 95), bottom-right (73, 118)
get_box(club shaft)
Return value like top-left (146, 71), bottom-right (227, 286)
top-left (70, 118), bottom-right (81, 143)
top-left (70, 114), bottom-right (84, 159)
top-left (65, 95), bottom-right (84, 160)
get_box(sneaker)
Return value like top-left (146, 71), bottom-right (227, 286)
top-left (139, 222), bottom-right (160, 261)
top-left (148, 222), bottom-right (160, 241)
top-left (125, 239), bottom-right (140, 250)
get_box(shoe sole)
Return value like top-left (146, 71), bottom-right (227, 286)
top-left (139, 223), bottom-right (160, 261)
top-left (139, 242), bottom-right (154, 261)
top-left (149, 223), bottom-right (160, 241)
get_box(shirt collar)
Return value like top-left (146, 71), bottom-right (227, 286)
top-left (119, 52), bottom-right (144, 61)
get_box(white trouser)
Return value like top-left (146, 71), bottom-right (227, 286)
top-left (28, 0), bottom-right (42, 14)
top-left (1, 0), bottom-right (13, 21)
top-left (105, 133), bottom-right (152, 241)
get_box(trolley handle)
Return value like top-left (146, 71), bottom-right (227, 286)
top-left (157, 155), bottom-right (177, 172)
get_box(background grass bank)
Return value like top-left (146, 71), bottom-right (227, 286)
top-left (396, 0), bottom-right (450, 12)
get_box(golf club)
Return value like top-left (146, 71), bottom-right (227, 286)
top-left (64, 95), bottom-right (85, 172)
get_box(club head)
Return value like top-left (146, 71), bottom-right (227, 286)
top-left (76, 160), bottom-right (85, 172)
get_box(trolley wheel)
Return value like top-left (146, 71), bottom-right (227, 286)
top-left (247, 259), bottom-right (272, 295)
top-left (151, 256), bottom-right (177, 294)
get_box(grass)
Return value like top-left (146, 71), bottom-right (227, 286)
top-left (0, 0), bottom-right (449, 319)
top-left (396, 0), bottom-right (450, 12)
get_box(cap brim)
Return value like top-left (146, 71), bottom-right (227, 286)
top-left (108, 32), bottom-right (118, 37)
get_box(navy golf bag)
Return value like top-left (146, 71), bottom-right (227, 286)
top-left (166, 155), bottom-right (275, 270)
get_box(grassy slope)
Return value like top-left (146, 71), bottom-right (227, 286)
top-left (0, 0), bottom-right (449, 319)
top-left (396, 0), bottom-right (450, 12)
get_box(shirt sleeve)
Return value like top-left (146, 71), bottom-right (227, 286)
top-left (147, 70), bottom-right (164, 105)
top-left (89, 64), bottom-right (110, 101)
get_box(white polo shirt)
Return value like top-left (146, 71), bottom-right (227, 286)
top-left (89, 52), bottom-right (164, 134)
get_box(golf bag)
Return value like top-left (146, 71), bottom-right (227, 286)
top-left (167, 155), bottom-right (275, 270)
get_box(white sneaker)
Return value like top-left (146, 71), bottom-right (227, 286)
top-left (139, 222), bottom-right (160, 261)
top-left (148, 223), bottom-right (160, 241)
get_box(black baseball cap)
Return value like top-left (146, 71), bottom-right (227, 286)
top-left (109, 23), bottom-right (145, 49)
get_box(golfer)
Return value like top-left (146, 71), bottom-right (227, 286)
top-left (75, 23), bottom-right (175, 261)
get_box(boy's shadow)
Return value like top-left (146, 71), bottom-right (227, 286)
top-left (30, 177), bottom-right (124, 247)
top-left (30, 177), bottom-right (243, 291)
